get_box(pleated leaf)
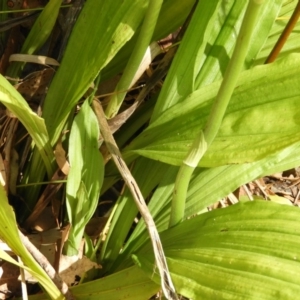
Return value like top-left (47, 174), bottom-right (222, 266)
top-left (124, 54), bottom-right (300, 167)
top-left (114, 141), bottom-right (300, 273)
top-left (28, 265), bottom-right (159, 300)
top-left (134, 201), bottom-right (300, 299)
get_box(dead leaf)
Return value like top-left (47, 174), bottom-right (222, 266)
top-left (31, 207), bottom-right (57, 232)
top-left (14, 68), bottom-right (54, 102)
top-left (0, 260), bottom-right (21, 299)
top-left (54, 141), bottom-right (69, 175)
top-left (85, 217), bottom-right (108, 238)
top-left (59, 255), bottom-right (101, 286)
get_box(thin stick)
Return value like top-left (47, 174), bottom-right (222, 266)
top-left (18, 256), bottom-right (28, 300)
top-left (93, 100), bottom-right (178, 300)
top-left (18, 230), bottom-right (75, 300)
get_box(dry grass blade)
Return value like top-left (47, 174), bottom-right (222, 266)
top-left (9, 54), bottom-right (59, 66)
top-left (92, 100), bottom-right (178, 300)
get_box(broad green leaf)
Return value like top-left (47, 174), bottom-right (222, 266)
top-left (113, 141), bottom-right (300, 272)
top-left (124, 54), bottom-right (300, 167)
top-left (43, 0), bottom-right (149, 145)
top-left (65, 101), bottom-right (104, 255)
top-left (28, 265), bottom-right (159, 300)
top-left (0, 185), bottom-right (63, 299)
top-left (71, 265), bottom-right (159, 300)
top-left (106, 0), bottom-right (285, 271)
top-left (0, 75), bottom-right (54, 177)
top-left (135, 201), bottom-right (300, 299)
top-left (269, 195), bottom-right (293, 205)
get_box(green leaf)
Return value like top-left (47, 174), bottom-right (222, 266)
top-left (6, 0), bottom-right (61, 77)
top-left (151, 0), bottom-right (282, 121)
top-left (253, 0), bottom-right (299, 66)
top-left (151, 0), bottom-right (221, 122)
top-left (105, 0), bottom-right (163, 118)
top-left (99, 158), bottom-right (169, 274)
top-left (269, 195), bottom-right (293, 205)
top-left (0, 75), bottom-right (54, 177)
top-left (116, 142), bottom-right (300, 267)
top-left (71, 265), bottom-right (159, 300)
top-left (21, 0), bottom-right (61, 54)
top-left (101, 0), bottom-right (196, 81)
top-left (21, 0), bottom-right (148, 216)
top-left (42, 0), bottom-right (149, 145)
top-left (111, 161), bottom-right (178, 272)
top-left (65, 101), bottom-right (104, 255)
top-left (124, 54), bottom-right (300, 167)
top-left (0, 185), bottom-right (63, 299)
top-left (135, 201), bottom-right (300, 299)
top-left (28, 265), bottom-right (159, 300)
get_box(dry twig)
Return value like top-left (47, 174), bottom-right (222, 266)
top-left (18, 230), bottom-right (75, 300)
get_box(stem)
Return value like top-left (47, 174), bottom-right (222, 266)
top-left (169, 132), bottom-right (206, 227)
top-left (169, 0), bottom-right (264, 228)
top-left (105, 0), bottom-right (163, 118)
top-left (265, 0), bottom-right (300, 64)
top-left (203, 0), bottom-right (263, 147)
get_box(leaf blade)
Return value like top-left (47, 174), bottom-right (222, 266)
top-left (124, 54), bottom-right (300, 167)
top-left (135, 201), bottom-right (300, 299)
top-left (0, 75), bottom-right (54, 176)
top-left (65, 101), bottom-right (104, 255)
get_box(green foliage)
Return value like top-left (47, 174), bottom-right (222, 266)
top-left (124, 54), bottom-right (300, 167)
top-left (43, 0), bottom-right (149, 144)
top-left (105, 0), bottom-right (164, 118)
top-left (0, 75), bottom-right (54, 177)
top-left (6, 0), bottom-right (61, 77)
top-left (0, 0), bottom-right (300, 299)
top-left (28, 265), bottom-right (159, 300)
top-left (135, 201), bottom-right (300, 299)
top-left (65, 101), bottom-right (104, 255)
